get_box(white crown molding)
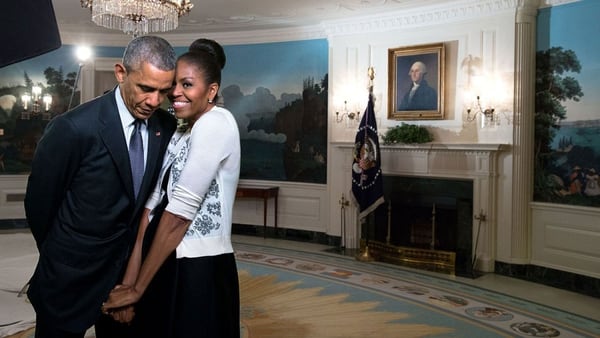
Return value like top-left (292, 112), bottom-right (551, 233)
top-left (59, 23), bottom-right (328, 47)
top-left (60, 0), bottom-right (564, 47)
top-left (538, 0), bottom-right (580, 8)
top-left (323, 0), bottom-right (520, 37)
top-left (161, 25), bottom-right (328, 46)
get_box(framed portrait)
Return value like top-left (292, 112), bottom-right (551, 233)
top-left (388, 43), bottom-right (445, 120)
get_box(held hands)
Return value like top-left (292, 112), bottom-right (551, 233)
top-left (102, 284), bottom-right (143, 323)
top-left (109, 305), bottom-right (136, 324)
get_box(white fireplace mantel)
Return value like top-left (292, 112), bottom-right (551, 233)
top-left (330, 142), bottom-right (507, 272)
top-left (332, 142), bottom-right (506, 151)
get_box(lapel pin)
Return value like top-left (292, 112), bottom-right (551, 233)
top-left (156, 131), bottom-right (161, 136)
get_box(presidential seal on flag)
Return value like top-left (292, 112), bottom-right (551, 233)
top-left (351, 93), bottom-right (384, 220)
top-left (353, 136), bottom-right (377, 175)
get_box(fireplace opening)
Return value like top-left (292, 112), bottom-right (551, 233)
top-left (364, 176), bottom-right (474, 276)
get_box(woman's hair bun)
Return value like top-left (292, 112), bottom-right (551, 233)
top-left (189, 38), bottom-right (226, 70)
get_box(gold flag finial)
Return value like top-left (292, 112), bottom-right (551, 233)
top-left (367, 67), bottom-right (375, 94)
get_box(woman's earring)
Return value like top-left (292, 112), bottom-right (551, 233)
top-left (167, 105), bottom-right (175, 115)
top-left (208, 98), bottom-right (214, 104)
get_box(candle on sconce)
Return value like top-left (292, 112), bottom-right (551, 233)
top-left (32, 86), bottom-right (42, 100)
top-left (43, 94), bottom-right (52, 111)
top-left (21, 93), bottom-right (30, 110)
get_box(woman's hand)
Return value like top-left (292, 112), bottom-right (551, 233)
top-left (102, 285), bottom-right (142, 313)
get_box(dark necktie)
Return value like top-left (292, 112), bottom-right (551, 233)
top-left (129, 119), bottom-right (144, 199)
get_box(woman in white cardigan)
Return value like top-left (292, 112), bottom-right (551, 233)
top-left (103, 39), bottom-right (241, 338)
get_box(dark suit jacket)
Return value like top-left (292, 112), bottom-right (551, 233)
top-left (24, 89), bottom-right (176, 332)
top-left (398, 80), bottom-right (437, 111)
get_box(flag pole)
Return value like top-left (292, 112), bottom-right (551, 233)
top-left (356, 66), bottom-right (376, 262)
top-left (339, 193), bottom-right (349, 252)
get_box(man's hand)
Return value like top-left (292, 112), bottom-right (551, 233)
top-left (109, 305), bottom-right (136, 324)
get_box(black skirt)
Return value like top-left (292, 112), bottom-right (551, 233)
top-left (132, 198), bottom-right (240, 338)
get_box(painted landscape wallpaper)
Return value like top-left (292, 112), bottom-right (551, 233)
top-left (0, 45), bottom-right (123, 173)
top-left (220, 39), bottom-right (328, 184)
top-left (534, 0), bottom-right (600, 208)
top-left (0, 39), bottom-right (329, 184)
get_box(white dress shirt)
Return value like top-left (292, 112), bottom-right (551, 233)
top-left (115, 90), bottom-right (148, 167)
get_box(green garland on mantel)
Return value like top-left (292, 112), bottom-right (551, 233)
top-left (381, 123), bottom-right (433, 145)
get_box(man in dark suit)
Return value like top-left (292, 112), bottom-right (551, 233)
top-left (398, 61), bottom-right (437, 111)
top-left (24, 35), bottom-right (178, 338)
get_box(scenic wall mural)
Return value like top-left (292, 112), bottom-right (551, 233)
top-left (0, 45), bottom-right (124, 174)
top-left (220, 39), bottom-right (328, 184)
top-left (534, 0), bottom-right (600, 208)
top-left (0, 39), bottom-right (329, 184)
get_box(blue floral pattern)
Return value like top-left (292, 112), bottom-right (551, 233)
top-left (186, 179), bottom-right (222, 237)
top-left (166, 132), bottom-right (224, 238)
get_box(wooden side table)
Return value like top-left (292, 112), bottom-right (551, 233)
top-left (236, 186), bottom-right (279, 238)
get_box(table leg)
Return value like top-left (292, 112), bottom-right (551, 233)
top-left (274, 195), bottom-right (278, 235)
top-left (263, 195), bottom-right (267, 238)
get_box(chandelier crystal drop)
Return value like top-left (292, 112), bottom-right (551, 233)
top-left (80, 0), bottom-right (193, 37)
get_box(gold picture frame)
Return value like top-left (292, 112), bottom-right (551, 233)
top-left (388, 43), bottom-right (445, 120)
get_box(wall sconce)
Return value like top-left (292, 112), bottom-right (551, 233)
top-left (335, 100), bottom-right (360, 125)
top-left (20, 85), bottom-right (52, 120)
top-left (465, 95), bottom-right (504, 128)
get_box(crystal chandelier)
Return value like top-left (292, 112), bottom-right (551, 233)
top-left (80, 0), bottom-right (193, 37)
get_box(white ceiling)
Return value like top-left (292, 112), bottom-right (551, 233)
top-left (53, 0), bottom-right (452, 37)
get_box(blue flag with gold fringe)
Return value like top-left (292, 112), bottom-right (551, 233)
top-left (351, 93), bottom-right (384, 219)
